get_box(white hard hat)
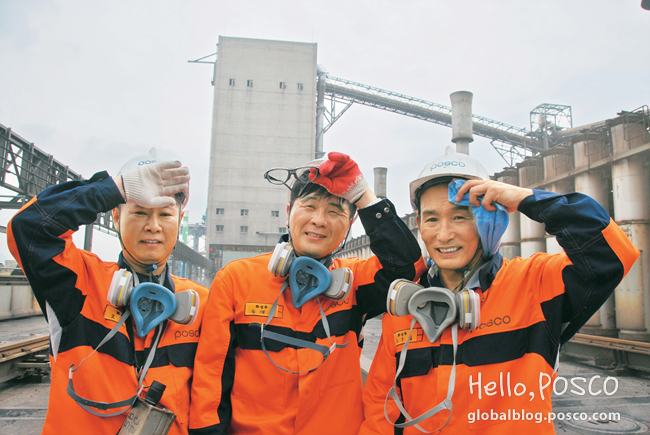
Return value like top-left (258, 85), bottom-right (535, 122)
top-left (409, 146), bottom-right (489, 210)
top-left (117, 148), bottom-right (162, 176)
top-left (117, 147), bottom-right (189, 208)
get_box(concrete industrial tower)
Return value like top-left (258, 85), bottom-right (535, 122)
top-left (206, 37), bottom-right (317, 269)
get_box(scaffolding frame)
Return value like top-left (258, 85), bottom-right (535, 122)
top-left (530, 103), bottom-right (573, 150)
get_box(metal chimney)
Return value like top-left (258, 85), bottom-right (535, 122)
top-left (373, 167), bottom-right (387, 198)
top-left (315, 65), bottom-right (327, 159)
top-left (450, 91), bottom-right (474, 155)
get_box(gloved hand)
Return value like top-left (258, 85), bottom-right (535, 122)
top-left (309, 152), bottom-right (368, 203)
top-left (121, 161), bottom-right (190, 208)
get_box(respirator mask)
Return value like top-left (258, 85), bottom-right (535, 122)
top-left (268, 241), bottom-right (352, 306)
top-left (251, 241), bottom-right (353, 374)
top-left (384, 279), bottom-right (481, 433)
top-left (67, 268), bottom-right (200, 418)
top-left (387, 279), bottom-right (480, 343)
top-left (107, 269), bottom-right (200, 336)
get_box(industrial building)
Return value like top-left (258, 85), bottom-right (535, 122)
top-left (2, 35), bottom-right (650, 434)
top-left (204, 36), bottom-right (650, 345)
top-left (206, 37), bottom-right (317, 269)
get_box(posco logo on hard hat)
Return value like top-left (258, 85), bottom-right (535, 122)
top-left (430, 160), bottom-right (466, 171)
top-left (138, 159), bottom-right (158, 166)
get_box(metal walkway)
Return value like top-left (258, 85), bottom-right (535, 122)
top-left (320, 75), bottom-right (547, 167)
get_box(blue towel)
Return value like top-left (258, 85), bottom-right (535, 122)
top-left (448, 179), bottom-right (509, 258)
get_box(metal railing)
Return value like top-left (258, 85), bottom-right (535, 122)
top-left (0, 123), bottom-right (83, 209)
top-left (622, 105), bottom-right (650, 149)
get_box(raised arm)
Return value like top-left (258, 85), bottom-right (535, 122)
top-left (518, 189), bottom-right (639, 343)
top-left (352, 198), bottom-right (426, 319)
top-left (7, 172), bottom-right (125, 325)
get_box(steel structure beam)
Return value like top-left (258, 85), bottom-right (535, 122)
top-left (0, 123), bottom-right (215, 280)
top-left (323, 76), bottom-right (545, 167)
top-left (1, 123), bottom-right (83, 209)
top-left (529, 103), bottom-right (573, 150)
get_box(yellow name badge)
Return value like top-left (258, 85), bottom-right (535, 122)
top-left (394, 328), bottom-right (422, 347)
top-left (245, 303), bottom-right (284, 319)
top-left (104, 305), bottom-right (123, 323)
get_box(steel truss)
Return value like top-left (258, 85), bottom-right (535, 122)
top-left (0, 124), bottom-right (82, 209)
top-left (530, 103), bottom-right (573, 149)
top-left (322, 75), bottom-right (545, 167)
top-left (0, 123), bottom-right (215, 281)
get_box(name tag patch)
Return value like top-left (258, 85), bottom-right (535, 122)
top-left (245, 303), bottom-right (284, 319)
top-left (104, 305), bottom-right (123, 323)
top-left (394, 328), bottom-right (423, 347)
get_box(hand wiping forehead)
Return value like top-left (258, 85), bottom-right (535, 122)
top-left (448, 179), bottom-right (509, 258)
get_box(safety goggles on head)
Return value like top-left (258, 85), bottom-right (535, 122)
top-left (263, 165), bottom-right (320, 191)
top-left (250, 241), bottom-right (353, 374)
top-left (107, 269), bottom-right (200, 336)
top-left (384, 279), bottom-right (481, 433)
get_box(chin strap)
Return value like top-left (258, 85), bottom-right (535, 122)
top-left (252, 280), bottom-right (348, 374)
top-left (453, 245), bottom-right (485, 294)
top-left (385, 320), bottom-right (458, 433)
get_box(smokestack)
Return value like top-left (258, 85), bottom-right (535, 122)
top-left (450, 91), bottom-right (474, 155)
top-left (373, 167), bottom-right (387, 198)
top-left (315, 65), bottom-right (327, 159)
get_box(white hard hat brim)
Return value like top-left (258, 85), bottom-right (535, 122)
top-left (409, 146), bottom-right (490, 211)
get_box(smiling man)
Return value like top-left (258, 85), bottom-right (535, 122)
top-left (7, 149), bottom-right (209, 435)
top-left (113, 202), bottom-right (181, 268)
top-left (360, 146), bottom-right (639, 434)
top-left (189, 152), bottom-right (426, 435)
top-left (418, 185), bottom-right (483, 289)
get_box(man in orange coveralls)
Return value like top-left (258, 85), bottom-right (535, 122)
top-left (360, 146), bottom-right (640, 434)
top-left (189, 152), bottom-right (426, 435)
top-left (8, 149), bottom-right (209, 435)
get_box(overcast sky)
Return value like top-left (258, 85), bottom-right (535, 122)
top-left (0, 0), bottom-right (648, 261)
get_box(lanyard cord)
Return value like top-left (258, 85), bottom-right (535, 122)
top-left (67, 313), bottom-right (164, 417)
top-left (252, 280), bottom-right (349, 374)
top-left (67, 269), bottom-right (167, 417)
top-left (385, 319), bottom-right (458, 433)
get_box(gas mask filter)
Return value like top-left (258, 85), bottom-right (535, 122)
top-left (107, 269), bottom-right (200, 336)
top-left (384, 279), bottom-right (481, 433)
top-left (268, 241), bottom-right (353, 307)
top-left (254, 241), bottom-right (354, 374)
top-left (387, 279), bottom-right (480, 342)
top-left (68, 268), bottom-right (200, 418)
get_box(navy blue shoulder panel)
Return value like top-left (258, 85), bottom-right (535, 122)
top-left (10, 173), bottom-right (124, 326)
top-left (519, 190), bottom-right (625, 343)
top-left (357, 199), bottom-right (423, 319)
